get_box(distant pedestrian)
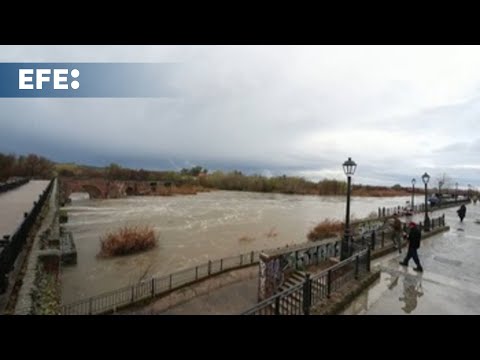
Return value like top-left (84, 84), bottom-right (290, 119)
top-left (457, 204), bottom-right (466, 222)
top-left (399, 222), bottom-right (423, 272)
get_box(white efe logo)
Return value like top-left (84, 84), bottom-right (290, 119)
top-left (19, 69), bottom-right (80, 90)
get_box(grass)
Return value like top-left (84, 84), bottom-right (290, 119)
top-left (98, 225), bottom-right (158, 257)
top-left (307, 219), bottom-right (344, 241)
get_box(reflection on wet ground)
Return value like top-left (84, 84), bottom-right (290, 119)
top-left (343, 204), bottom-right (480, 315)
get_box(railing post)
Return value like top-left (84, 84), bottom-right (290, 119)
top-left (208, 260), bottom-right (212, 275)
top-left (303, 273), bottom-right (311, 315)
top-left (381, 230), bottom-right (385, 248)
top-left (327, 269), bottom-right (332, 298)
top-left (275, 296), bottom-right (280, 315)
top-left (169, 274), bottom-right (173, 289)
top-left (220, 259), bottom-right (223, 272)
top-left (131, 286), bottom-right (135, 302)
top-left (366, 247), bottom-right (371, 272)
top-left (251, 251), bottom-right (254, 264)
top-left (89, 298), bottom-right (93, 315)
top-left (240, 254), bottom-right (243, 266)
top-left (371, 230), bottom-right (376, 250)
top-left (355, 254), bottom-right (360, 279)
top-left (151, 278), bottom-right (155, 297)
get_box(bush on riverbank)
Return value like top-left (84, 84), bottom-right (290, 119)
top-left (307, 219), bottom-right (344, 241)
top-left (98, 225), bottom-right (157, 257)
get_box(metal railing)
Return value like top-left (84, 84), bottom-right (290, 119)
top-left (0, 178), bottom-right (29, 194)
top-left (60, 250), bottom-right (261, 315)
top-left (242, 247), bottom-right (370, 315)
top-left (357, 214), bottom-right (445, 251)
top-left (377, 199), bottom-right (469, 218)
top-left (0, 178), bottom-right (54, 294)
top-left (243, 213), bottom-right (446, 315)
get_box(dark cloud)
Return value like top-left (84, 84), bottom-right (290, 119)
top-left (1, 46), bottom-right (480, 187)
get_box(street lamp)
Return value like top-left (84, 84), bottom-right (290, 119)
top-left (341, 157), bottom-right (357, 261)
top-left (468, 184), bottom-right (472, 199)
top-left (455, 182), bottom-right (458, 200)
top-left (439, 180), bottom-right (444, 198)
top-left (422, 172), bottom-right (430, 232)
top-left (411, 178), bottom-right (416, 210)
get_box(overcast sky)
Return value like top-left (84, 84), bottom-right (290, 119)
top-left (0, 45), bottom-right (479, 188)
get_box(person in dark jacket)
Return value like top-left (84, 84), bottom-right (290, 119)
top-left (399, 222), bottom-right (423, 272)
top-left (457, 204), bottom-right (466, 222)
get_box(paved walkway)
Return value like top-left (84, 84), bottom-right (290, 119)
top-left (0, 180), bottom-right (49, 237)
top-left (123, 266), bottom-right (258, 315)
top-left (343, 204), bottom-right (480, 315)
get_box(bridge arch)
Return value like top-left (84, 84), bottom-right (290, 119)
top-left (80, 184), bottom-right (103, 199)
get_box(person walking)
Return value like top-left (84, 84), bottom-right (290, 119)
top-left (391, 214), bottom-right (403, 253)
top-left (457, 204), bottom-right (466, 222)
top-left (399, 221), bottom-right (423, 272)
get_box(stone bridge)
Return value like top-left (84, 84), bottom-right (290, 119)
top-left (60, 178), bottom-right (175, 201)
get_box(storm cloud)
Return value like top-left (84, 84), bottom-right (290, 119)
top-left (1, 45), bottom-right (480, 189)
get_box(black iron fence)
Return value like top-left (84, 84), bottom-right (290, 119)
top-left (357, 214), bottom-right (445, 251)
top-left (377, 198), bottom-right (469, 218)
top-left (60, 251), bottom-right (261, 315)
top-left (0, 178), bottom-right (29, 194)
top-left (0, 178), bottom-right (54, 294)
top-left (242, 247), bottom-right (370, 315)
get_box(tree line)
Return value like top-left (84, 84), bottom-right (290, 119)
top-left (0, 153), bottom-right (54, 181)
top-left (0, 152), bottom-right (416, 197)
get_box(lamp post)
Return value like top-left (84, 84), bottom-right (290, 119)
top-left (411, 178), bottom-right (416, 210)
top-left (439, 180), bottom-right (444, 199)
top-left (340, 157), bottom-right (357, 261)
top-left (422, 172), bottom-right (430, 232)
top-left (468, 184), bottom-right (472, 199)
top-left (455, 182), bottom-right (458, 200)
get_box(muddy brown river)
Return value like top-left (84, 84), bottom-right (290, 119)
top-left (61, 190), bottom-right (411, 303)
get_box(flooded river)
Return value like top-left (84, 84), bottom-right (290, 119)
top-left (61, 190), bottom-right (411, 303)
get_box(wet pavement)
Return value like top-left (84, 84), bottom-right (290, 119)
top-left (343, 203), bottom-right (480, 315)
top-left (0, 180), bottom-right (50, 238)
top-left (123, 266), bottom-right (258, 315)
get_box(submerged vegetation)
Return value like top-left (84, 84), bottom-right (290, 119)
top-left (307, 219), bottom-right (344, 241)
top-left (98, 225), bottom-right (158, 257)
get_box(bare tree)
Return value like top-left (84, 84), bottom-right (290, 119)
top-left (435, 172), bottom-right (453, 194)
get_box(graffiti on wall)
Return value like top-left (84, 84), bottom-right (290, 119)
top-left (258, 256), bottom-right (283, 301)
top-left (257, 240), bottom-right (342, 301)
